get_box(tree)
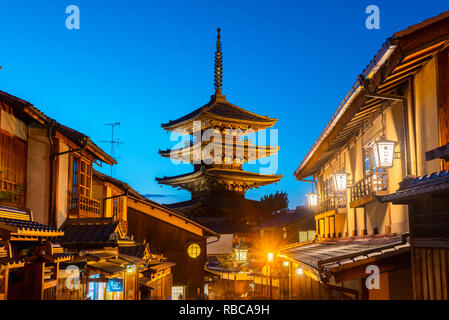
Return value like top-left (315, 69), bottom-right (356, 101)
top-left (259, 191), bottom-right (289, 221)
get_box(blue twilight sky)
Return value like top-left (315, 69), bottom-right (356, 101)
top-left (0, 1), bottom-right (448, 208)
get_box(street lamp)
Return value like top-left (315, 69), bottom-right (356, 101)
top-left (306, 192), bottom-right (318, 207)
top-left (266, 252), bottom-right (274, 300)
top-left (370, 138), bottom-right (396, 168)
top-left (332, 171), bottom-right (348, 192)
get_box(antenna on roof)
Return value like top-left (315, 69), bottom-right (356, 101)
top-left (99, 122), bottom-right (123, 176)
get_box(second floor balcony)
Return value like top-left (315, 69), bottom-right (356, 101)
top-left (350, 170), bottom-right (388, 208)
top-left (317, 194), bottom-right (347, 214)
top-left (69, 193), bottom-right (101, 218)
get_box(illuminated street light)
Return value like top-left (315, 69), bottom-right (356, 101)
top-left (370, 138), bottom-right (396, 168)
top-left (267, 252), bottom-right (273, 262)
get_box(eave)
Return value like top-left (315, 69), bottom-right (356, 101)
top-left (157, 168), bottom-right (282, 188)
top-left (159, 141), bottom-right (280, 162)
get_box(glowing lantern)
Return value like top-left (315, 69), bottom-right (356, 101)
top-left (332, 172), bottom-right (348, 192)
top-left (283, 261), bottom-right (289, 267)
top-left (296, 268), bottom-right (303, 275)
top-left (371, 139), bottom-right (396, 168)
top-left (267, 252), bottom-right (273, 262)
top-left (306, 193), bottom-right (318, 207)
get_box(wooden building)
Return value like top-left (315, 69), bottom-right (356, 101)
top-left (0, 206), bottom-right (70, 300)
top-left (287, 11), bottom-right (449, 299)
top-left (126, 196), bottom-right (218, 299)
top-left (381, 142), bottom-right (449, 300)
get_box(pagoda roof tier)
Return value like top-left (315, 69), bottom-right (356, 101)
top-left (161, 94), bottom-right (277, 133)
top-left (159, 140), bottom-right (280, 163)
top-left (156, 168), bottom-right (282, 193)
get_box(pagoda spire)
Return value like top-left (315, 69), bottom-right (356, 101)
top-left (214, 28), bottom-right (223, 96)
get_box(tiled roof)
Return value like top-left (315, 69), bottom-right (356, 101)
top-left (380, 171), bottom-right (449, 203)
top-left (281, 234), bottom-right (408, 271)
top-left (162, 97), bottom-right (276, 128)
top-left (59, 218), bottom-right (119, 247)
top-left (119, 244), bottom-right (147, 259)
top-left (0, 206), bottom-right (62, 237)
top-left (0, 217), bottom-right (57, 232)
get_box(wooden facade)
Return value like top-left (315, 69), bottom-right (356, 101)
top-left (127, 205), bottom-right (211, 299)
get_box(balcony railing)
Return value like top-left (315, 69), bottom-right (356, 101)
top-left (69, 193), bottom-right (101, 218)
top-left (350, 170), bottom-right (388, 208)
top-left (317, 194), bottom-right (347, 214)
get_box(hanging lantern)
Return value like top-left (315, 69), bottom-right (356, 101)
top-left (306, 193), bottom-right (318, 207)
top-left (371, 138), bottom-right (396, 168)
top-left (332, 172), bottom-right (348, 192)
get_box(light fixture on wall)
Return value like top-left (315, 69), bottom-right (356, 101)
top-left (306, 192), bottom-right (318, 207)
top-left (332, 171), bottom-right (348, 192)
top-left (370, 137), bottom-right (396, 168)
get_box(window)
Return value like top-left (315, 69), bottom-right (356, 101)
top-left (235, 249), bottom-right (247, 262)
top-left (0, 131), bottom-right (26, 206)
top-left (112, 190), bottom-right (124, 221)
top-left (187, 243), bottom-right (201, 258)
top-left (171, 286), bottom-right (185, 300)
top-left (69, 156), bottom-right (99, 217)
top-left (299, 230), bottom-right (316, 243)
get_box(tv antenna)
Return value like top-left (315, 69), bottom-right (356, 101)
top-left (99, 122), bottom-right (124, 176)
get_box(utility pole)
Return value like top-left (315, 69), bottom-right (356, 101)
top-left (99, 122), bottom-right (123, 176)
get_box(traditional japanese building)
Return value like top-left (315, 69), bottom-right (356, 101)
top-left (281, 10), bottom-right (449, 300)
top-left (157, 29), bottom-right (282, 224)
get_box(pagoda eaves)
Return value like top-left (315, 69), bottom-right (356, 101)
top-left (161, 94), bottom-right (277, 133)
top-left (159, 140), bottom-right (280, 164)
top-left (156, 168), bottom-right (282, 193)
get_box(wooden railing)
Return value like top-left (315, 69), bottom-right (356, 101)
top-left (350, 170), bottom-right (388, 208)
top-left (318, 194), bottom-right (346, 214)
top-left (69, 193), bottom-right (101, 218)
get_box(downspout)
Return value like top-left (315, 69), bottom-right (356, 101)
top-left (408, 77), bottom-right (418, 176)
top-left (47, 120), bottom-right (89, 227)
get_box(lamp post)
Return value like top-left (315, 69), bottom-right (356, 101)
top-left (267, 252), bottom-right (273, 300)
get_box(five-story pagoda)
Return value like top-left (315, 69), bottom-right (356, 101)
top-left (157, 29), bottom-right (281, 225)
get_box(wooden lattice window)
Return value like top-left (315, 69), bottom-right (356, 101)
top-left (112, 190), bottom-right (124, 221)
top-left (69, 156), bottom-right (100, 217)
top-left (0, 131), bottom-right (27, 207)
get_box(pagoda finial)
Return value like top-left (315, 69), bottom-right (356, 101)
top-left (214, 28), bottom-right (223, 96)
